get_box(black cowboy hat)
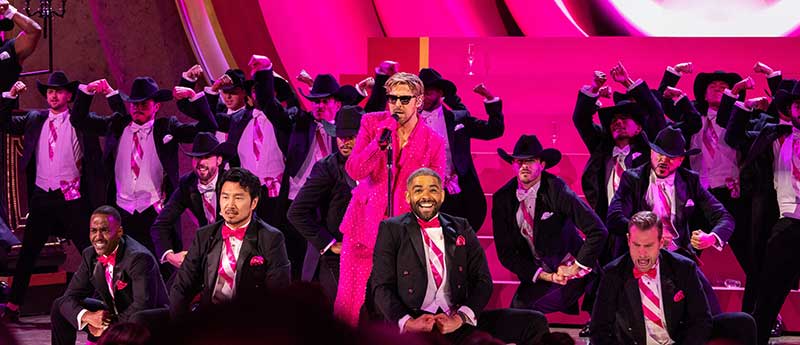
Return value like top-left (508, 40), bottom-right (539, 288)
top-left (418, 68), bottom-right (456, 96)
top-left (299, 74), bottom-right (340, 100)
top-left (612, 88), bottom-right (662, 105)
top-left (273, 71), bottom-right (294, 102)
top-left (598, 100), bottom-right (646, 130)
top-left (649, 126), bottom-right (700, 158)
top-left (182, 132), bottom-right (232, 158)
top-left (322, 105), bottom-right (364, 138)
top-left (36, 71), bottom-right (79, 100)
top-left (773, 79), bottom-right (800, 115)
top-left (497, 134), bottom-right (561, 168)
top-left (120, 77), bottom-right (173, 103)
top-left (333, 85), bottom-right (365, 106)
top-left (693, 70), bottom-right (743, 105)
top-left (219, 69), bottom-right (255, 93)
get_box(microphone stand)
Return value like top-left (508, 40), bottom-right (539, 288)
top-left (386, 135), bottom-right (393, 217)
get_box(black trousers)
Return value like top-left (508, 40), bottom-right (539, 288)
top-left (441, 308), bottom-right (549, 345)
top-left (9, 188), bottom-right (90, 305)
top-left (117, 206), bottom-right (158, 254)
top-left (277, 197), bottom-right (308, 281)
top-left (510, 273), bottom-right (594, 315)
top-left (50, 297), bottom-right (106, 345)
top-left (752, 217), bottom-right (800, 345)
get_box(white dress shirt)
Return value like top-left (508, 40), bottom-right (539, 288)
top-left (237, 109), bottom-right (285, 187)
top-left (606, 145), bottom-right (630, 205)
top-left (639, 262), bottom-right (673, 345)
top-left (288, 122), bottom-right (330, 200)
top-left (115, 119), bottom-right (165, 214)
top-left (772, 127), bottom-right (800, 220)
top-left (34, 109), bottom-right (82, 193)
top-left (689, 106), bottom-right (740, 189)
top-left (212, 219), bottom-right (250, 304)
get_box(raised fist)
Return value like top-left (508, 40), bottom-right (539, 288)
top-left (173, 86), bottom-right (196, 100)
top-left (296, 70), bottom-right (314, 87)
top-left (8, 81), bottom-right (26, 98)
top-left (184, 64), bottom-right (203, 80)
top-left (248, 55), bottom-right (272, 77)
top-left (744, 97), bottom-right (770, 111)
top-left (663, 86), bottom-right (685, 100)
top-left (753, 61), bottom-right (774, 75)
top-left (674, 62), bottom-right (693, 74)
top-left (376, 60), bottom-right (399, 76)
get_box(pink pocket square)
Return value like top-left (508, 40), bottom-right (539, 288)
top-left (115, 280), bottom-right (128, 290)
top-left (455, 235), bottom-right (466, 247)
top-left (673, 290), bottom-right (685, 302)
top-left (250, 255), bottom-right (265, 266)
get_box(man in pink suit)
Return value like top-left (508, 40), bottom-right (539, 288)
top-left (334, 72), bottom-right (446, 326)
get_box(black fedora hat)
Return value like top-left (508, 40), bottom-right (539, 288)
top-left (418, 68), bottom-right (456, 96)
top-left (182, 132), bottom-right (231, 158)
top-left (120, 77), bottom-right (173, 103)
top-left (693, 70), bottom-right (743, 104)
top-left (219, 69), bottom-right (254, 93)
top-left (36, 71), bottom-right (79, 100)
top-left (598, 100), bottom-right (646, 130)
top-left (497, 134), bottom-right (562, 168)
top-left (299, 74), bottom-right (340, 100)
top-left (773, 79), bottom-right (800, 115)
top-left (273, 71), bottom-right (294, 103)
top-left (323, 105), bottom-right (364, 138)
top-left (333, 85), bottom-right (365, 106)
top-left (649, 126), bottom-right (700, 158)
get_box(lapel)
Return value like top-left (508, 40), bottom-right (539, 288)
top-left (152, 117), bottom-right (170, 166)
top-left (22, 112), bottom-right (47, 166)
top-left (658, 254), bottom-right (678, 336)
top-left (234, 219), bottom-right (260, 288)
top-left (532, 176), bottom-right (549, 230)
top-left (443, 108), bottom-right (456, 151)
top-left (673, 171), bottom-right (688, 234)
top-left (186, 173), bottom-right (207, 224)
top-left (205, 224), bottom-right (223, 291)
top-left (623, 262), bottom-right (647, 345)
top-left (639, 165), bottom-right (652, 212)
top-left (404, 214), bottom-right (427, 268)
top-left (337, 153), bottom-right (356, 189)
top-left (439, 215), bottom-right (462, 293)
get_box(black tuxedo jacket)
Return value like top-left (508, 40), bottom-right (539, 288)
top-left (491, 172), bottom-right (607, 289)
top-left (0, 94), bottom-right (106, 208)
top-left (287, 152), bottom-right (354, 252)
top-left (70, 91), bottom-right (218, 206)
top-left (607, 164), bottom-right (735, 259)
top-left (150, 171), bottom-right (224, 260)
top-left (590, 250), bottom-right (712, 345)
top-left (370, 212), bottom-right (493, 324)
top-left (56, 235), bottom-right (169, 327)
top-left (169, 216), bottom-right (291, 318)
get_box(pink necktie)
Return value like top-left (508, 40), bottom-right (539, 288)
top-left (519, 200), bottom-right (536, 245)
top-left (131, 130), bottom-right (144, 179)
top-left (702, 117), bottom-right (718, 158)
top-left (202, 196), bottom-right (216, 224)
top-left (48, 118), bottom-right (58, 160)
top-left (315, 126), bottom-right (329, 157)
top-left (253, 117), bottom-right (264, 161)
top-left (217, 225), bottom-right (243, 289)
top-left (418, 225), bottom-right (444, 289)
top-left (657, 183), bottom-right (678, 246)
top-left (613, 159), bottom-right (625, 191)
top-left (636, 271), bottom-right (666, 331)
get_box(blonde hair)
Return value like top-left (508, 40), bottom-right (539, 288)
top-left (384, 72), bottom-right (424, 97)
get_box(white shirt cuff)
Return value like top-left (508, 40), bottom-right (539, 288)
top-left (666, 66), bottom-right (681, 77)
top-left (79, 84), bottom-right (95, 95)
top-left (356, 84), bottom-right (369, 97)
top-left (106, 89), bottom-right (119, 98)
top-left (580, 85), bottom-right (599, 98)
top-left (768, 70), bottom-right (782, 78)
top-left (575, 260), bottom-right (591, 272)
top-left (398, 314), bottom-right (412, 333)
top-left (532, 268), bottom-right (544, 283)
top-left (2, 91), bottom-right (16, 99)
top-left (189, 91), bottom-right (205, 102)
top-left (711, 233), bottom-right (725, 251)
top-left (3, 6), bottom-right (17, 20)
top-left (77, 309), bottom-right (89, 330)
top-left (457, 306), bottom-right (477, 326)
top-left (181, 72), bottom-right (198, 83)
top-left (160, 249), bottom-right (174, 264)
top-left (724, 88), bottom-right (738, 99)
top-left (735, 101), bottom-right (752, 112)
top-left (484, 96), bottom-right (500, 104)
top-left (320, 239), bottom-right (337, 255)
top-left (203, 86), bottom-right (219, 96)
top-left (627, 78), bottom-right (644, 91)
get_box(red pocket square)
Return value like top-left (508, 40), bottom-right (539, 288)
top-left (673, 290), bottom-right (685, 302)
top-left (250, 256), bottom-right (265, 266)
top-left (455, 235), bottom-right (466, 247)
top-left (115, 280), bottom-right (128, 290)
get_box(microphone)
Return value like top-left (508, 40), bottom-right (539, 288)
top-left (378, 113), bottom-right (400, 150)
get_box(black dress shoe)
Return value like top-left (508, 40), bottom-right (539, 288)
top-left (0, 305), bottom-right (19, 323)
top-left (770, 316), bottom-right (784, 338)
top-left (579, 322), bottom-right (591, 337)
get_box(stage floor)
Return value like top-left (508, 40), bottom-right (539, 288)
top-left (7, 316), bottom-right (800, 345)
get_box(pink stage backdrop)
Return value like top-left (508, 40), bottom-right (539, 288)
top-left (366, 37), bottom-right (800, 326)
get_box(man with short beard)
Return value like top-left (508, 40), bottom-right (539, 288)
top-left (150, 133), bottom-right (227, 271)
top-left (491, 135), bottom-right (607, 316)
top-left (287, 105), bottom-right (362, 302)
top-left (369, 168), bottom-right (549, 345)
top-left (169, 168), bottom-right (291, 319)
top-left (725, 81), bottom-right (800, 344)
top-left (607, 125), bottom-right (734, 315)
top-left (71, 76), bottom-right (218, 254)
top-left (591, 211), bottom-right (755, 345)
top-left (50, 206), bottom-right (169, 345)
top-left (0, 72), bottom-right (105, 322)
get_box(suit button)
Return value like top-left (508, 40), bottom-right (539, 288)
top-left (458, 266), bottom-right (463, 272)
top-left (403, 271), bottom-right (409, 276)
top-left (457, 284), bottom-right (462, 289)
top-left (408, 288), bottom-right (414, 294)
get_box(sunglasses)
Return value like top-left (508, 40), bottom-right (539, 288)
top-left (386, 94), bottom-right (414, 105)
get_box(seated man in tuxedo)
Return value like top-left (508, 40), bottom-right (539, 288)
top-left (50, 206), bottom-right (169, 345)
top-left (590, 211), bottom-right (755, 345)
top-left (492, 135), bottom-right (608, 315)
top-left (370, 168), bottom-right (548, 345)
top-left (150, 132), bottom-right (227, 271)
top-left (169, 168), bottom-right (291, 319)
